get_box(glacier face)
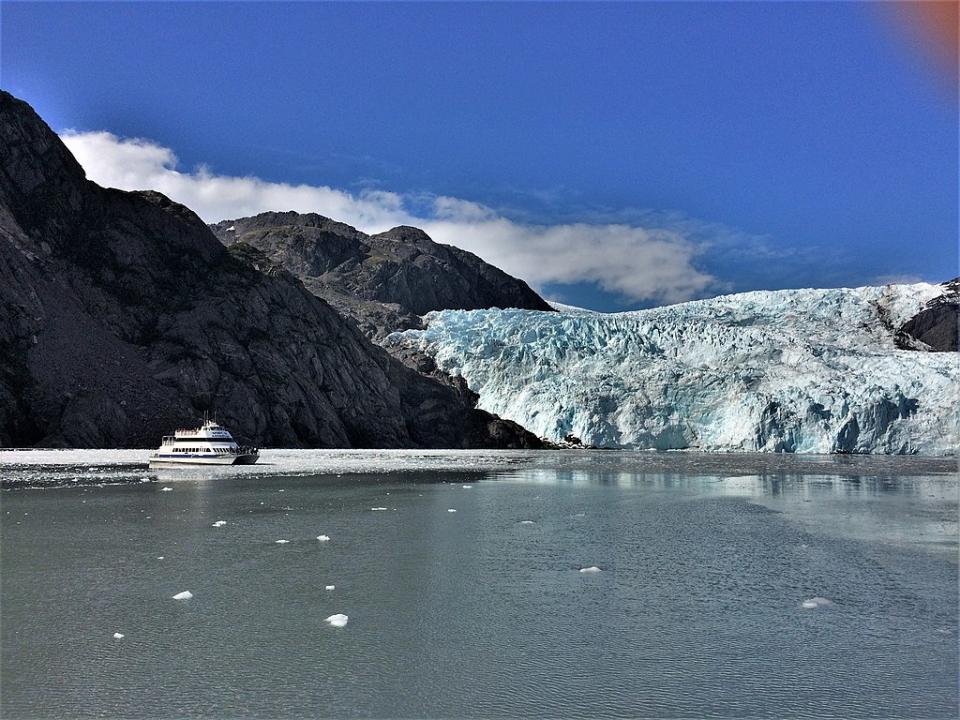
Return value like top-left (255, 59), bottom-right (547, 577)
top-left (389, 283), bottom-right (959, 455)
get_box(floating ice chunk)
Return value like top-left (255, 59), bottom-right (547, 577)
top-left (325, 613), bottom-right (348, 627)
top-left (156, 556), bottom-right (164, 560)
top-left (211, 520), bottom-right (226, 527)
top-left (161, 487), bottom-right (173, 492)
top-left (447, 508), bottom-right (457, 513)
top-left (316, 535), bottom-right (330, 542)
top-left (113, 632), bottom-right (124, 639)
top-left (370, 507), bottom-right (388, 511)
top-left (325, 585), bottom-right (335, 591)
top-left (519, 520), bottom-right (536, 525)
top-left (275, 539), bottom-right (289, 544)
top-left (139, 477), bottom-right (150, 483)
top-left (172, 591), bottom-right (193, 600)
top-left (801, 597), bottom-right (833, 609)
top-left (579, 566), bottom-right (602, 573)
top-left (462, 485), bottom-right (473, 489)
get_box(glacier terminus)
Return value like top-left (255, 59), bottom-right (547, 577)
top-left (389, 282), bottom-right (959, 455)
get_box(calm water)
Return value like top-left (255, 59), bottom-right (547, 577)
top-left (1, 451), bottom-right (957, 718)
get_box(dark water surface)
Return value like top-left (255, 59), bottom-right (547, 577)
top-left (2, 452), bottom-right (957, 718)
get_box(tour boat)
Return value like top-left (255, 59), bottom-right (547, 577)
top-left (148, 418), bottom-right (259, 467)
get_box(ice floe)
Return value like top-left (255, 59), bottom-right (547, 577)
top-left (325, 613), bottom-right (349, 627)
top-left (275, 539), bottom-right (290, 544)
top-left (370, 507), bottom-right (388, 511)
top-left (579, 566), bottom-right (602, 573)
top-left (161, 487), bottom-right (173, 492)
top-left (325, 585), bottom-right (335, 591)
top-left (113, 632), bottom-right (124, 639)
top-left (211, 520), bottom-right (226, 527)
top-left (316, 535), bottom-right (330, 542)
top-left (801, 596), bottom-right (833, 609)
top-left (172, 591), bottom-right (193, 600)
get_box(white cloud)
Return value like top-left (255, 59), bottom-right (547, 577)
top-left (61, 130), bottom-right (716, 303)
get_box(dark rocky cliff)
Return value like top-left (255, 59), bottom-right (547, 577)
top-left (210, 212), bottom-right (553, 339)
top-left (0, 91), bottom-right (543, 449)
top-left (898, 278), bottom-right (959, 352)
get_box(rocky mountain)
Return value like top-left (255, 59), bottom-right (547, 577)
top-left (390, 282), bottom-right (960, 455)
top-left (0, 90), bottom-right (543, 449)
top-left (210, 213), bottom-right (552, 340)
top-left (898, 277), bottom-right (959, 352)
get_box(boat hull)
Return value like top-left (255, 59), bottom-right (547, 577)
top-left (149, 453), bottom-right (259, 468)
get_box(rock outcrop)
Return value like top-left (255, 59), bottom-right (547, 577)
top-left (210, 212), bottom-right (552, 340)
top-left (0, 90), bottom-right (543, 449)
top-left (898, 278), bottom-right (959, 352)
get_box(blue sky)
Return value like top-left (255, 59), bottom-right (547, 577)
top-left (3, 1), bottom-right (957, 311)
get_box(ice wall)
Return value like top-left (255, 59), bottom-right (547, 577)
top-left (390, 283), bottom-right (959, 455)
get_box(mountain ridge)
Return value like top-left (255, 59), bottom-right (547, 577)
top-left (0, 90), bottom-right (543, 449)
top-left (210, 211), bottom-right (553, 340)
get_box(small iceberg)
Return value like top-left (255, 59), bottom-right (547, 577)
top-left (113, 632), bottom-right (124, 639)
top-left (161, 487), bottom-right (173, 492)
top-left (519, 520), bottom-right (536, 525)
top-left (211, 520), bottom-right (226, 527)
top-left (325, 613), bottom-right (348, 627)
top-left (801, 596), bottom-right (833, 609)
top-left (462, 485), bottom-right (473, 489)
top-left (370, 507), bottom-right (388, 511)
top-left (325, 585), bottom-right (335, 591)
top-left (447, 508), bottom-right (457, 513)
top-left (579, 566), bottom-right (602, 573)
top-left (172, 590), bottom-right (193, 600)
top-left (156, 556), bottom-right (164, 560)
top-left (316, 535), bottom-right (330, 542)
top-left (275, 539), bottom-right (289, 544)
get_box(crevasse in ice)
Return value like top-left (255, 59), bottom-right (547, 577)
top-left (389, 283), bottom-right (959, 455)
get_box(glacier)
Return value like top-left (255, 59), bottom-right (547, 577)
top-left (389, 283), bottom-right (959, 455)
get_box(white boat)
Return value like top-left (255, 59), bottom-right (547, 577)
top-left (148, 418), bottom-right (259, 467)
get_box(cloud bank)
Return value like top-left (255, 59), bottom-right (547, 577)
top-left (61, 130), bottom-right (717, 304)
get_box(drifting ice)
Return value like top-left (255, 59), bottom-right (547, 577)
top-left (172, 591), bottom-right (193, 600)
top-left (113, 632), bottom-right (124, 639)
top-left (447, 508), bottom-right (457, 513)
top-left (161, 487), bottom-right (173, 492)
top-left (212, 520), bottom-right (226, 527)
top-left (801, 597), bottom-right (833, 609)
top-left (317, 535), bottom-right (330, 542)
top-left (325, 613), bottom-right (349, 627)
top-left (275, 539), bottom-right (289, 544)
top-left (579, 566), bottom-right (602, 573)
top-left (391, 283), bottom-right (959, 454)
top-left (325, 585), bottom-right (335, 591)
